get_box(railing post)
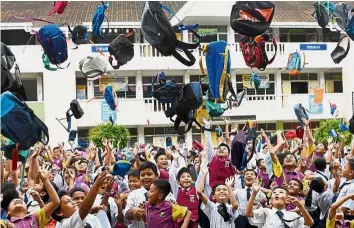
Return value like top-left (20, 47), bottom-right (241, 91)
top-left (275, 70), bottom-right (282, 109)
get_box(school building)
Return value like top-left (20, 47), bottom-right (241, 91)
top-left (1, 1), bottom-right (354, 147)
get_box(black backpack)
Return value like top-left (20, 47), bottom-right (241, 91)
top-left (350, 113), bottom-right (354, 134)
top-left (312, 1), bottom-right (332, 28)
top-left (141, 1), bottom-right (200, 66)
top-left (56, 99), bottom-right (84, 132)
top-left (151, 72), bottom-right (182, 104)
top-left (108, 34), bottom-right (135, 69)
top-left (1, 42), bottom-right (22, 92)
top-left (165, 82), bottom-right (206, 135)
top-left (230, 1), bottom-right (275, 37)
top-left (68, 25), bottom-right (89, 46)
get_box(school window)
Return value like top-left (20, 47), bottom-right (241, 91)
top-left (144, 127), bottom-right (185, 145)
top-left (76, 77), bottom-right (87, 100)
top-left (1, 30), bottom-right (37, 45)
top-left (236, 74), bottom-right (275, 96)
top-left (283, 121), bottom-right (319, 131)
top-left (281, 73), bottom-right (318, 95)
top-left (21, 78), bottom-right (39, 101)
top-left (91, 28), bottom-right (136, 44)
top-left (234, 29), bottom-right (272, 42)
top-left (127, 128), bottom-right (138, 147)
top-left (279, 28), bottom-right (317, 42)
top-left (93, 76), bottom-right (136, 99)
top-left (325, 73), bottom-right (343, 93)
top-left (143, 75), bottom-right (184, 98)
top-left (255, 122), bottom-right (276, 134)
top-left (322, 28), bottom-right (341, 42)
top-left (189, 25), bottom-right (228, 43)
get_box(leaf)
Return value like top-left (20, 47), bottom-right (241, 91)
top-left (313, 119), bottom-right (353, 145)
top-left (88, 123), bottom-right (130, 149)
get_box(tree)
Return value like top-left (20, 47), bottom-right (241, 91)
top-left (88, 123), bottom-right (130, 149)
top-left (313, 119), bottom-right (353, 145)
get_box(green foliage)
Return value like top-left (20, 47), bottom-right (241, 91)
top-left (88, 123), bottom-right (130, 149)
top-left (313, 119), bottom-right (353, 145)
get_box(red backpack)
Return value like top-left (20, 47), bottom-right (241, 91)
top-left (48, 1), bottom-right (68, 16)
top-left (240, 33), bottom-right (277, 71)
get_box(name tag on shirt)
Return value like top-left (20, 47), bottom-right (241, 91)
top-left (190, 195), bottom-right (195, 203)
top-left (225, 161), bottom-right (230, 168)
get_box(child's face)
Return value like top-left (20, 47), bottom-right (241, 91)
top-left (7, 198), bottom-right (27, 216)
top-left (258, 159), bottom-right (266, 169)
top-left (216, 146), bottom-right (229, 157)
top-left (178, 172), bottom-right (192, 189)
top-left (140, 168), bottom-right (157, 190)
top-left (157, 155), bottom-right (168, 169)
top-left (53, 149), bottom-right (61, 159)
top-left (283, 154), bottom-right (296, 167)
top-left (128, 176), bottom-right (141, 191)
top-left (315, 143), bottom-right (325, 154)
top-left (148, 184), bottom-right (163, 206)
top-left (71, 191), bottom-right (85, 208)
top-left (270, 188), bottom-right (287, 209)
top-left (335, 209), bottom-right (344, 221)
top-left (244, 171), bottom-right (256, 186)
top-left (342, 161), bottom-right (354, 179)
top-left (213, 184), bottom-right (229, 203)
top-left (21, 178), bottom-right (29, 193)
top-left (288, 180), bottom-right (301, 196)
top-left (58, 195), bottom-right (78, 218)
top-left (64, 168), bottom-right (76, 180)
top-left (77, 162), bottom-right (88, 173)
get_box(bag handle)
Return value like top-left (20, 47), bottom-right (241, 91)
top-left (238, 4), bottom-right (267, 22)
top-left (171, 48), bottom-right (196, 67)
top-left (267, 38), bottom-right (278, 64)
top-left (199, 44), bottom-right (209, 75)
top-left (338, 35), bottom-right (351, 57)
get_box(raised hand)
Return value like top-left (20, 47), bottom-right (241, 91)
top-left (252, 181), bottom-right (261, 193)
top-left (107, 139), bottom-right (114, 150)
top-left (28, 189), bottom-right (41, 202)
top-left (39, 163), bottom-right (51, 180)
top-left (260, 128), bottom-right (266, 138)
top-left (287, 196), bottom-right (302, 207)
top-left (89, 147), bottom-right (97, 161)
top-left (172, 150), bottom-right (180, 160)
top-left (223, 117), bottom-right (230, 125)
top-left (327, 136), bottom-right (333, 144)
top-left (93, 170), bottom-right (108, 188)
top-left (102, 138), bottom-right (108, 147)
top-left (225, 176), bottom-right (235, 188)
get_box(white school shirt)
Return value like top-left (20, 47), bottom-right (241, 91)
top-left (122, 186), bottom-right (175, 228)
top-left (94, 194), bottom-right (118, 227)
top-left (234, 187), bottom-right (267, 216)
top-left (201, 199), bottom-right (239, 228)
top-left (337, 179), bottom-right (354, 210)
top-left (248, 208), bottom-right (305, 228)
top-left (316, 189), bottom-right (334, 220)
top-left (328, 177), bottom-right (346, 191)
top-left (56, 211), bottom-right (102, 228)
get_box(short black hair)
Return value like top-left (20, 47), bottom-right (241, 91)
top-left (256, 159), bottom-right (264, 167)
top-left (314, 157), bottom-right (327, 171)
top-left (348, 157), bottom-right (354, 171)
top-left (310, 177), bottom-right (325, 194)
top-left (52, 190), bottom-right (69, 222)
top-left (66, 165), bottom-right (78, 176)
top-left (154, 151), bottom-right (166, 162)
top-left (42, 181), bottom-right (59, 203)
top-left (78, 158), bottom-right (88, 165)
top-left (1, 182), bottom-right (20, 210)
top-left (177, 167), bottom-right (191, 181)
top-left (153, 179), bottom-right (171, 199)
top-left (69, 187), bottom-right (86, 197)
top-left (244, 169), bottom-right (257, 176)
top-left (139, 161), bottom-right (158, 176)
top-left (128, 170), bottom-right (140, 179)
top-left (289, 178), bottom-right (303, 190)
top-left (218, 143), bottom-right (230, 153)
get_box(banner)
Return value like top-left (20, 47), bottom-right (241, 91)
top-left (242, 74), bottom-right (269, 89)
top-left (153, 136), bottom-right (178, 147)
top-left (309, 94), bottom-right (323, 114)
top-left (314, 88), bottom-right (324, 104)
top-left (198, 28), bottom-right (217, 35)
top-left (99, 75), bottom-right (128, 92)
top-left (76, 85), bottom-right (86, 100)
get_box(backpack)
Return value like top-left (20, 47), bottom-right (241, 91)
top-left (37, 24), bottom-right (69, 68)
top-left (56, 99), bottom-right (84, 132)
top-left (48, 1), bottom-right (68, 16)
top-left (104, 86), bottom-right (118, 124)
top-left (141, 1), bottom-right (200, 66)
top-left (332, 2), bottom-right (353, 30)
top-left (346, 10), bottom-right (354, 41)
top-left (230, 1), bottom-right (275, 37)
top-left (200, 41), bottom-right (238, 103)
top-left (92, 1), bottom-right (109, 37)
top-left (294, 103), bottom-right (309, 128)
top-left (205, 98), bottom-right (229, 118)
top-left (151, 72), bottom-right (182, 104)
top-left (231, 130), bottom-right (256, 170)
top-left (287, 52), bottom-right (306, 76)
top-left (108, 33), bottom-right (134, 69)
top-left (1, 42), bottom-right (22, 91)
top-left (349, 113), bottom-right (354, 134)
top-left (165, 82), bottom-right (207, 135)
top-left (1, 91), bottom-right (49, 150)
top-left (331, 35), bottom-right (350, 64)
top-left (42, 53), bottom-right (57, 71)
top-left (166, 137), bottom-right (172, 147)
top-left (68, 25), bottom-right (88, 46)
top-left (240, 34), bottom-right (277, 71)
top-left (79, 56), bottom-right (107, 79)
top-left (312, 1), bottom-right (335, 28)
top-left (250, 72), bottom-right (261, 89)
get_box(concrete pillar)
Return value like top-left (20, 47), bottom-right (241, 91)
top-left (316, 28), bottom-right (323, 42)
top-left (136, 70), bottom-right (143, 99)
top-left (227, 24), bottom-right (235, 44)
top-left (342, 39), bottom-right (354, 120)
top-left (138, 125), bottom-right (145, 144)
top-left (186, 130), bottom-right (193, 148)
top-left (272, 28), bottom-right (280, 42)
top-left (87, 79), bottom-right (94, 100)
top-left (275, 70), bottom-right (282, 108)
top-left (318, 71), bottom-right (325, 89)
top-left (37, 74), bottom-right (43, 101)
top-left (134, 28), bottom-right (141, 43)
top-left (184, 70), bottom-right (190, 84)
top-left (182, 30), bottom-right (189, 43)
top-left (231, 70), bottom-right (237, 93)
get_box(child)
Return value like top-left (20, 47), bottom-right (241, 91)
top-left (154, 152), bottom-right (169, 181)
top-left (326, 193), bottom-right (354, 228)
top-left (128, 170), bottom-right (142, 191)
top-left (6, 165), bottom-right (60, 228)
top-left (256, 159), bottom-right (270, 189)
top-left (197, 167), bottom-right (238, 228)
top-left (285, 179), bottom-right (305, 213)
top-left (245, 185), bottom-right (314, 227)
top-left (144, 179), bottom-right (192, 228)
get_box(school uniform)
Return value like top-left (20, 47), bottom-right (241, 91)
top-left (8, 208), bottom-right (50, 228)
top-left (201, 199), bottom-right (238, 228)
top-left (248, 208), bottom-right (305, 228)
top-left (271, 158), bottom-right (304, 189)
top-left (94, 194), bottom-right (118, 227)
top-left (315, 189), bottom-right (334, 228)
top-left (56, 211), bottom-right (102, 228)
top-left (336, 179), bottom-right (354, 220)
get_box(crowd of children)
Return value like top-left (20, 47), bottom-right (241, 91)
top-left (1, 117), bottom-right (354, 228)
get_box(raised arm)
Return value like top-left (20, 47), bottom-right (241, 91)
top-left (223, 117), bottom-right (231, 146)
top-left (225, 177), bottom-right (238, 212)
top-left (197, 167), bottom-right (209, 205)
top-left (328, 194), bottom-right (354, 220)
top-left (39, 164), bottom-right (60, 216)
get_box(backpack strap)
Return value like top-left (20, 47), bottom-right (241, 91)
top-left (302, 51), bottom-right (306, 69)
top-left (237, 4), bottom-right (267, 22)
top-left (199, 44), bottom-right (209, 75)
top-left (172, 29), bottom-right (201, 66)
top-left (14, 15), bottom-right (55, 24)
top-left (267, 38), bottom-right (278, 64)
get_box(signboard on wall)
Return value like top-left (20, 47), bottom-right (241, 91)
top-left (242, 74), bottom-right (269, 89)
top-left (91, 45), bottom-right (109, 53)
top-left (99, 75), bottom-right (128, 92)
top-left (198, 28), bottom-right (217, 35)
top-left (76, 85), bottom-right (86, 100)
top-left (299, 44), bottom-right (327, 51)
top-left (309, 94), bottom-right (323, 114)
top-left (101, 101), bottom-right (115, 122)
top-left (153, 136), bottom-right (178, 147)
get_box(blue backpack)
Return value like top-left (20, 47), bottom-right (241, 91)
top-left (68, 25), bottom-right (88, 47)
top-left (104, 86), bottom-right (118, 124)
top-left (37, 24), bottom-right (69, 67)
top-left (92, 1), bottom-right (109, 37)
top-left (250, 72), bottom-right (261, 89)
top-left (1, 91), bottom-right (49, 150)
top-left (287, 52), bottom-right (306, 76)
top-left (151, 72), bottom-right (182, 104)
top-left (346, 12), bottom-right (354, 41)
top-left (294, 103), bottom-right (309, 128)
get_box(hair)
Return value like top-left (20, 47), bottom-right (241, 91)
top-left (211, 183), bottom-right (227, 196)
top-left (42, 181), bottom-right (59, 203)
top-left (139, 161), bottom-right (158, 176)
top-left (314, 157), bottom-right (327, 171)
top-left (69, 158), bottom-right (79, 166)
top-left (310, 177), bottom-right (325, 194)
top-left (1, 183), bottom-right (20, 210)
top-left (177, 167), bottom-right (191, 181)
top-left (289, 178), bottom-right (303, 190)
top-left (154, 151), bottom-right (166, 162)
top-left (78, 158), bottom-right (88, 165)
top-left (218, 143), bottom-right (230, 153)
top-left (272, 186), bottom-right (287, 194)
top-left (68, 187), bottom-right (86, 197)
top-left (128, 170), bottom-right (140, 179)
top-left (256, 159), bottom-right (264, 168)
top-left (348, 157), bottom-right (354, 171)
top-left (51, 190), bottom-right (69, 222)
top-left (153, 179), bottom-right (171, 200)
top-left (328, 162), bottom-right (335, 172)
top-left (66, 165), bottom-right (78, 176)
top-left (244, 169), bottom-right (257, 176)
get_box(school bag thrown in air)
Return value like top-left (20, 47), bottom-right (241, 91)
top-left (37, 24), bottom-right (69, 68)
top-left (141, 1), bottom-right (201, 66)
top-left (165, 82), bottom-right (209, 135)
top-left (346, 10), bottom-right (354, 41)
top-left (68, 25), bottom-right (89, 47)
top-left (331, 35), bottom-right (350, 64)
top-left (48, 1), bottom-right (68, 16)
top-left (108, 33), bottom-right (135, 69)
top-left (230, 1), bottom-right (275, 37)
top-left (1, 42), bottom-right (22, 92)
top-left (1, 91), bottom-right (49, 150)
top-left (250, 72), bottom-right (261, 89)
top-left (104, 86), bottom-right (118, 124)
top-left (231, 129), bottom-right (256, 171)
top-left (286, 51), bottom-right (306, 76)
top-left (294, 103), bottom-right (309, 128)
top-left (240, 34), bottom-right (277, 71)
top-left (56, 99), bottom-right (84, 132)
top-left (312, 1), bottom-right (335, 28)
top-left (92, 1), bottom-right (109, 37)
top-left (79, 56), bottom-right (107, 79)
top-left (332, 2), bottom-right (353, 30)
top-left (151, 72), bottom-right (183, 104)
